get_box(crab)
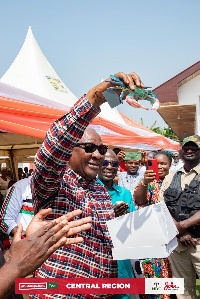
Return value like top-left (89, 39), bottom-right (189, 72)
top-left (105, 75), bottom-right (160, 110)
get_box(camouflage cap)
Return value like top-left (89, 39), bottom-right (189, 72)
top-left (182, 135), bottom-right (200, 148)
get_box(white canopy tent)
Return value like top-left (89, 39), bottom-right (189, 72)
top-left (0, 27), bottom-right (180, 179)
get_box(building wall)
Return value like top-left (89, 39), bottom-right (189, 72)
top-left (178, 74), bottom-right (200, 135)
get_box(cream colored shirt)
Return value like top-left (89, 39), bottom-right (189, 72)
top-left (158, 163), bottom-right (200, 251)
top-left (158, 163), bottom-right (200, 202)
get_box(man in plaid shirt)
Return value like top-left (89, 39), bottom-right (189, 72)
top-left (31, 72), bottom-right (144, 299)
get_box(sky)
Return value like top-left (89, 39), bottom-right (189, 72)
top-left (0, 0), bottom-right (200, 129)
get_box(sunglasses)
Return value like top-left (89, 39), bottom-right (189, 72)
top-left (182, 147), bottom-right (200, 152)
top-left (102, 160), bottom-right (120, 168)
top-left (74, 143), bottom-right (108, 155)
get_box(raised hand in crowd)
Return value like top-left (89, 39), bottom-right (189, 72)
top-left (0, 209), bottom-right (92, 298)
top-left (117, 150), bottom-right (125, 162)
top-left (26, 208), bottom-right (92, 240)
top-left (142, 169), bottom-right (157, 185)
top-left (86, 72), bottom-right (145, 108)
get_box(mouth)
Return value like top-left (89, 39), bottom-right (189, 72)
top-left (87, 162), bottom-right (100, 170)
top-left (103, 171), bottom-right (114, 176)
top-left (185, 154), bottom-right (195, 158)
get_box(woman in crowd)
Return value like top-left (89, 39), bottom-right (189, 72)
top-left (134, 151), bottom-right (173, 299)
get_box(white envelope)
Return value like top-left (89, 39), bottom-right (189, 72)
top-left (106, 201), bottom-right (178, 260)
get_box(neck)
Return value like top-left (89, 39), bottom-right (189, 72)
top-left (100, 179), bottom-right (113, 190)
top-left (127, 171), bottom-right (137, 176)
top-left (184, 160), bottom-right (200, 172)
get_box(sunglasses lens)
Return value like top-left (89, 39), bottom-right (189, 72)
top-left (183, 147), bottom-right (199, 152)
top-left (84, 144), bottom-right (96, 153)
top-left (102, 160), bottom-right (119, 167)
top-left (111, 161), bottom-right (119, 167)
top-left (99, 145), bottom-right (108, 155)
top-left (102, 160), bottom-right (109, 167)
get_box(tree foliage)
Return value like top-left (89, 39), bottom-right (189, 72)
top-left (141, 119), bottom-right (180, 142)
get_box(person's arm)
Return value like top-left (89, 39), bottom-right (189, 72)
top-left (176, 210), bottom-right (200, 233)
top-left (134, 170), bottom-right (155, 205)
top-left (0, 184), bottom-right (22, 235)
top-left (33, 72), bottom-right (144, 212)
top-left (0, 209), bottom-right (92, 298)
top-left (126, 189), bottom-right (135, 212)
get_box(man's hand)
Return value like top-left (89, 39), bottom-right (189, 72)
top-left (178, 231), bottom-right (197, 248)
top-left (113, 202), bottom-right (130, 218)
top-left (86, 72), bottom-right (144, 108)
top-left (117, 150), bottom-right (125, 162)
top-left (26, 208), bottom-right (92, 242)
top-left (5, 209), bottom-right (92, 278)
top-left (140, 151), bottom-right (148, 165)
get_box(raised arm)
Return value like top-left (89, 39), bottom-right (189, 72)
top-left (134, 170), bottom-right (156, 205)
top-left (33, 72), bottom-right (144, 212)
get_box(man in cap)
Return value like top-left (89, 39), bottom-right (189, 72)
top-left (159, 135), bottom-right (200, 299)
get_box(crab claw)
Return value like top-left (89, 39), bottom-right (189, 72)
top-left (151, 98), bottom-right (160, 110)
top-left (126, 96), bottom-right (149, 110)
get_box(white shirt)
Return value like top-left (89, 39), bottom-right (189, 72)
top-left (0, 177), bottom-right (33, 235)
top-left (118, 167), bottom-right (144, 195)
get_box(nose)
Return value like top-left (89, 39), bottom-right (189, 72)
top-left (106, 162), bottom-right (113, 169)
top-left (158, 163), bottom-right (162, 169)
top-left (91, 148), bottom-right (104, 159)
top-left (187, 148), bottom-right (193, 153)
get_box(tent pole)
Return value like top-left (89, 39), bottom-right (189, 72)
top-left (9, 147), bottom-right (17, 181)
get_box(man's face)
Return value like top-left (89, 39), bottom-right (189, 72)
top-left (182, 142), bottom-right (200, 163)
top-left (69, 128), bottom-right (105, 184)
top-left (125, 160), bottom-right (140, 175)
top-left (98, 150), bottom-right (119, 182)
top-left (173, 152), bottom-right (180, 163)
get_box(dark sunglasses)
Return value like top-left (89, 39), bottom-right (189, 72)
top-left (74, 143), bottom-right (108, 155)
top-left (102, 160), bottom-right (120, 168)
top-left (182, 147), bottom-right (200, 152)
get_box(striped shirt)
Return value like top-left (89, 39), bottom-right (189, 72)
top-left (31, 96), bottom-right (117, 299)
top-left (0, 177), bottom-right (33, 235)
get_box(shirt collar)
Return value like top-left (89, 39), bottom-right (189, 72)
top-left (179, 163), bottom-right (200, 175)
top-left (97, 178), bottom-right (118, 192)
top-left (66, 167), bottom-right (97, 187)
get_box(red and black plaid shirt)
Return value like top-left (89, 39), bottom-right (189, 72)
top-left (31, 96), bottom-right (117, 299)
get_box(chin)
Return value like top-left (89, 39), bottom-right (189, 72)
top-left (84, 172), bottom-right (98, 181)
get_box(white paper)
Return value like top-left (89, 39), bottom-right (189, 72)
top-left (107, 202), bottom-right (178, 260)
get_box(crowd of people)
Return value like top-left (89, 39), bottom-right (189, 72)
top-left (0, 72), bottom-right (199, 299)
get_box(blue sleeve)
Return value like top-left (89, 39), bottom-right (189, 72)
top-left (125, 189), bottom-right (135, 212)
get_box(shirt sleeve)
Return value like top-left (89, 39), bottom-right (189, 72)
top-left (32, 96), bottom-right (100, 212)
top-left (117, 172), bottom-right (124, 188)
top-left (0, 185), bottom-right (22, 235)
top-left (158, 173), bottom-right (174, 202)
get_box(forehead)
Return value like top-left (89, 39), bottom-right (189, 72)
top-left (126, 160), bottom-right (140, 164)
top-left (155, 154), bottom-right (169, 162)
top-left (105, 150), bottom-right (117, 160)
top-left (80, 128), bottom-right (102, 144)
